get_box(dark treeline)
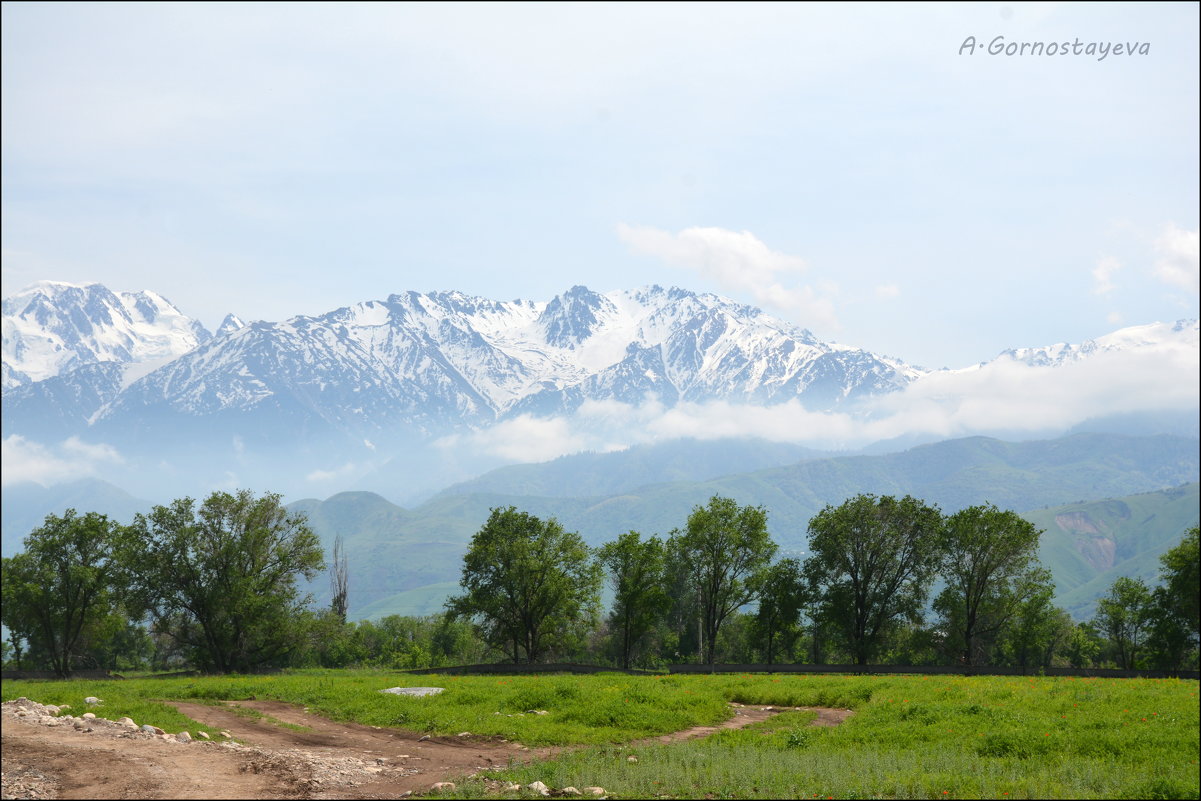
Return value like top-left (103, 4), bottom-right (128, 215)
top-left (2, 490), bottom-right (1197, 676)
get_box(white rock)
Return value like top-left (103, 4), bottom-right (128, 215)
top-left (583, 788), bottom-right (606, 796)
top-left (627, 755), bottom-right (639, 763)
top-left (140, 724), bottom-right (165, 735)
top-left (44, 704), bottom-right (60, 715)
top-left (430, 781), bottom-right (456, 791)
top-left (196, 731), bottom-right (210, 739)
top-left (457, 731), bottom-right (471, 737)
top-left (117, 717), bottom-right (136, 728)
top-left (176, 731), bottom-right (192, 742)
top-left (527, 781), bottom-right (551, 796)
top-left (380, 687), bottom-right (444, 697)
top-left (562, 787), bottom-right (582, 795)
top-left (81, 712), bottom-right (96, 720)
top-left (84, 696), bottom-right (102, 705)
top-left (503, 783), bottom-right (522, 792)
top-left (219, 730), bottom-right (233, 739)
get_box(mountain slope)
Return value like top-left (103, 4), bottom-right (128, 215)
top-left (1, 479), bottom-right (152, 557)
top-left (432, 438), bottom-right (828, 499)
top-left (1025, 483), bottom-right (1200, 618)
top-left (2, 281), bottom-right (210, 390)
top-left (4, 280), bottom-right (1196, 504)
top-left (291, 432), bottom-right (1199, 619)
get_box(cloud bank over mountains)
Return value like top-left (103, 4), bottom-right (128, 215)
top-left (445, 321), bottom-right (1200, 463)
top-left (1, 279), bottom-right (1196, 497)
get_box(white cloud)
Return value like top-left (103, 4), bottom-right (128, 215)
top-left (448, 333), bottom-right (1199, 460)
top-left (1, 435), bottom-right (124, 487)
top-left (875, 284), bottom-right (901, 299)
top-left (617, 224), bottom-right (838, 330)
top-left (306, 463), bottom-right (361, 483)
top-left (1092, 256), bottom-right (1120, 295)
top-left (1154, 224), bottom-right (1200, 295)
top-left (436, 415), bottom-right (591, 464)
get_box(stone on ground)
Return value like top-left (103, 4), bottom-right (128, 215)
top-left (528, 780), bottom-right (550, 796)
top-left (380, 687), bottom-right (444, 697)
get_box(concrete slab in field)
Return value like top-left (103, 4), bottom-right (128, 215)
top-left (379, 686), bottom-right (445, 697)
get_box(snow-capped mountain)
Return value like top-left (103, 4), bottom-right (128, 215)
top-left (1, 281), bottom-right (211, 391)
top-left (7, 282), bottom-right (1198, 449)
top-left (215, 313), bottom-right (247, 337)
top-left (81, 284), bottom-right (921, 442)
top-left (3, 279), bottom-right (1197, 500)
top-left (990, 319), bottom-right (1200, 368)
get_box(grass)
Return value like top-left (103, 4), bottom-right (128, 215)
top-left (4, 670), bottom-right (1198, 798)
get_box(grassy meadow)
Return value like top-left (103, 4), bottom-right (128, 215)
top-left (4, 670), bottom-right (1198, 799)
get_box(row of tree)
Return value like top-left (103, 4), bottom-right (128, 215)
top-left (2, 489), bottom-right (1197, 675)
top-left (2, 491), bottom-right (324, 675)
top-left (446, 496), bottom-right (1199, 671)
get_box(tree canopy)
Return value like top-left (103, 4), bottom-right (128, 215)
top-left (1095, 576), bottom-right (1153, 670)
top-left (598, 531), bottom-right (668, 669)
top-left (934, 504), bottom-right (1043, 665)
top-left (122, 489), bottom-right (324, 673)
top-left (447, 507), bottom-right (601, 663)
top-left (0, 510), bottom-right (124, 677)
top-left (805, 494), bottom-right (943, 665)
top-left (668, 496), bottom-right (776, 665)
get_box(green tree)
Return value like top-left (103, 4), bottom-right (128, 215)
top-left (598, 531), bottom-right (668, 669)
top-left (1094, 576), bottom-right (1154, 670)
top-left (1063, 620), bottom-right (1103, 668)
top-left (446, 507), bottom-right (601, 664)
top-left (0, 510), bottom-right (124, 677)
top-left (804, 494), bottom-right (943, 665)
top-left (1158, 527), bottom-right (1199, 638)
top-left (996, 567), bottom-right (1063, 667)
top-left (934, 504), bottom-right (1043, 666)
top-left (754, 557), bottom-right (806, 665)
top-left (667, 496), bottom-right (777, 666)
top-left (122, 490), bottom-right (324, 673)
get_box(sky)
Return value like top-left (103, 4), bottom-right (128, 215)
top-left (2, 2), bottom-right (1198, 370)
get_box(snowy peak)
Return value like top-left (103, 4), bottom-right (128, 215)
top-left (539, 285), bottom-right (618, 348)
top-left (7, 280), bottom-right (1195, 463)
top-left (215, 313), bottom-right (247, 337)
top-left (2, 281), bottom-right (210, 390)
top-left (993, 319), bottom-right (1199, 368)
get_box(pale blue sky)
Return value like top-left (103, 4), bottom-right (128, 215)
top-left (2, 2), bottom-right (1197, 369)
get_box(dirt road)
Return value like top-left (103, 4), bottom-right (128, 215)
top-left (1, 697), bottom-right (851, 799)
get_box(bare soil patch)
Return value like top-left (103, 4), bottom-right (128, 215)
top-left (2, 698), bottom-right (851, 800)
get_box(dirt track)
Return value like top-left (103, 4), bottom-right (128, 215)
top-left (1, 698), bottom-right (852, 799)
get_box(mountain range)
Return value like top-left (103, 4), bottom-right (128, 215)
top-left (3, 280), bottom-right (1197, 501)
top-left (2, 281), bottom-right (920, 436)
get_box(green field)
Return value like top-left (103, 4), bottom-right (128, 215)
top-left (4, 670), bottom-right (1198, 799)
